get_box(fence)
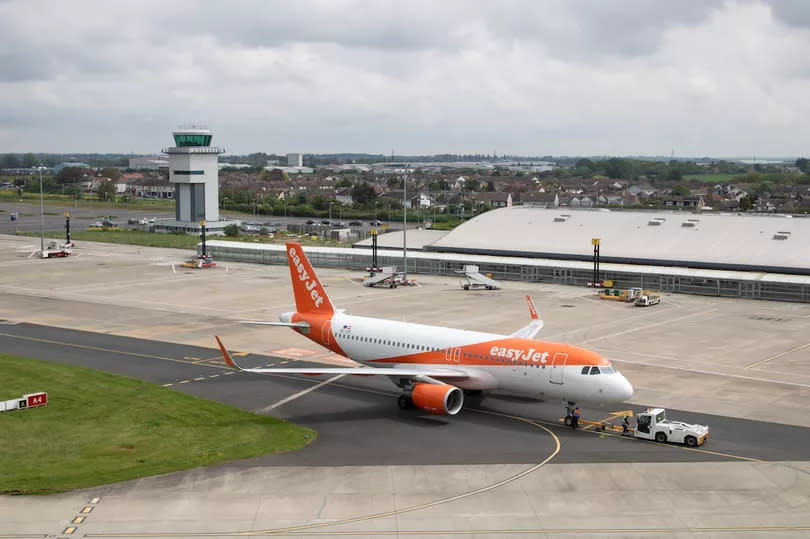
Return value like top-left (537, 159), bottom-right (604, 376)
top-left (202, 241), bottom-right (810, 303)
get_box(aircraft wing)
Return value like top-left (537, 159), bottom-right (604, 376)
top-left (511, 295), bottom-right (544, 339)
top-left (214, 336), bottom-right (470, 381)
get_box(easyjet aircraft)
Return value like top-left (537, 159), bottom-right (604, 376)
top-left (215, 242), bottom-right (633, 416)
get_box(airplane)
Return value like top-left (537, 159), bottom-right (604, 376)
top-left (215, 242), bottom-right (633, 417)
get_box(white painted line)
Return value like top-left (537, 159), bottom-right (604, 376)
top-left (259, 374), bottom-right (346, 412)
top-left (193, 377), bottom-right (205, 381)
top-left (579, 308), bottom-right (719, 344)
top-left (171, 264), bottom-right (176, 274)
top-left (162, 383), bottom-right (173, 387)
top-left (178, 380), bottom-right (189, 384)
top-left (609, 357), bottom-right (810, 389)
top-left (208, 374), bottom-right (219, 378)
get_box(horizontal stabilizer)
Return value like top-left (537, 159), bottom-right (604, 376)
top-left (239, 321), bottom-right (310, 328)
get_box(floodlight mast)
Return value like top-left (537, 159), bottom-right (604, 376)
top-left (38, 167), bottom-right (45, 254)
top-left (403, 166), bottom-right (407, 281)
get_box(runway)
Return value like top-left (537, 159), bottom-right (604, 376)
top-left (2, 322), bottom-right (808, 466)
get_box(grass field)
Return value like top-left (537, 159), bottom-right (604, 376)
top-left (0, 354), bottom-right (315, 495)
top-left (24, 229), bottom-right (202, 249)
top-left (0, 190), bottom-right (175, 211)
top-left (27, 228), bottom-right (355, 250)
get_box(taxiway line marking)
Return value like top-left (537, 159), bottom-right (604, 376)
top-left (578, 308), bottom-right (720, 344)
top-left (745, 341), bottom-right (810, 370)
top-left (607, 356), bottom-right (810, 389)
top-left (0, 332), bottom-right (231, 371)
top-left (84, 412), bottom-right (562, 537)
top-left (259, 374), bottom-right (346, 412)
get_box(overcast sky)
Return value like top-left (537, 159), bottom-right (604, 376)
top-left (2, 0), bottom-right (809, 157)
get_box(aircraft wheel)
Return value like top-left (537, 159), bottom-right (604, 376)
top-left (563, 415), bottom-right (572, 427)
top-left (463, 285), bottom-right (470, 290)
top-left (397, 395), bottom-right (412, 410)
top-left (685, 435), bottom-right (697, 447)
top-left (655, 432), bottom-right (668, 443)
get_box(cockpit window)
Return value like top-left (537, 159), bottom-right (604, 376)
top-left (581, 367), bottom-right (589, 375)
top-left (601, 366), bottom-right (615, 374)
top-left (589, 366), bottom-right (600, 375)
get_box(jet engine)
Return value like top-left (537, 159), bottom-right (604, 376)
top-left (410, 383), bottom-right (464, 415)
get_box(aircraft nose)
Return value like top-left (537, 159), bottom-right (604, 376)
top-left (617, 374), bottom-right (634, 401)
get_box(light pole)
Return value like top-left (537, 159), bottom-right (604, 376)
top-left (403, 169), bottom-right (407, 280)
top-left (38, 166), bottom-right (45, 254)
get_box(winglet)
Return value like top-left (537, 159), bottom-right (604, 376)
top-left (215, 336), bottom-right (242, 370)
top-left (526, 295), bottom-right (539, 320)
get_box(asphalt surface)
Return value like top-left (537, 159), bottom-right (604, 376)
top-left (2, 321), bottom-right (809, 465)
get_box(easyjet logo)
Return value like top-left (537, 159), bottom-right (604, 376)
top-left (490, 345), bottom-right (549, 363)
top-left (289, 247), bottom-right (324, 308)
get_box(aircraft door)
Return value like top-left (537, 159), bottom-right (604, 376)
top-left (548, 352), bottom-right (568, 385)
top-left (444, 347), bottom-right (461, 362)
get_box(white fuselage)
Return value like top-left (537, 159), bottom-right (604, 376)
top-left (307, 312), bottom-right (633, 405)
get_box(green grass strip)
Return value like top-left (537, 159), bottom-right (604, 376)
top-left (0, 354), bottom-right (315, 495)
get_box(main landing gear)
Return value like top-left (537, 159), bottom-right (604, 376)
top-left (397, 394), bottom-right (413, 410)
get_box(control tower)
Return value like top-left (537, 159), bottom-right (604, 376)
top-left (164, 126), bottom-right (223, 222)
top-left (159, 126), bottom-right (236, 234)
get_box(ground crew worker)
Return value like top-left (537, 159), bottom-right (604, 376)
top-left (571, 407), bottom-right (580, 429)
top-left (622, 415), bottom-right (630, 435)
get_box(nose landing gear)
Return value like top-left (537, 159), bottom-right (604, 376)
top-left (563, 401), bottom-right (577, 427)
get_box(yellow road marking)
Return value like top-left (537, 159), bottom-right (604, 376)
top-left (90, 497), bottom-right (101, 503)
top-left (72, 516), bottom-right (85, 524)
top-left (81, 506), bottom-right (93, 513)
top-left (62, 527), bottom-right (76, 534)
top-left (745, 341), bottom-right (810, 369)
top-left (0, 332), bottom-right (230, 371)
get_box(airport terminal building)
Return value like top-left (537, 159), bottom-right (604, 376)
top-left (204, 207), bottom-right (810, 303)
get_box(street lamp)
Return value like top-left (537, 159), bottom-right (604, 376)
top-left (38, 166), bottom-right (45, 254)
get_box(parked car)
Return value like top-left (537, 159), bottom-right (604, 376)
top-left (321, 219), bottom-right (332, 225)
top-left (306, 219), bottom-right (316, 225)
top-left (349, 220), bottom-right (362, 227)
top-left (369, 220), bottom-right (382, 226)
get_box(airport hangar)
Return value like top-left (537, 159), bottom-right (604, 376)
top-left (203, 207), bottom-right (810, 303)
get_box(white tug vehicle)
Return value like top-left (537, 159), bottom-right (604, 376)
top-left (633, 408), bottom-right (709, 447)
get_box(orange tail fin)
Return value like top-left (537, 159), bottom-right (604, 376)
top-left (286, 242), bottom-right (335, 315)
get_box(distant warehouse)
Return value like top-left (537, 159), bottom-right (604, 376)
top-left (425, 207), bottom-right (810, 276)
